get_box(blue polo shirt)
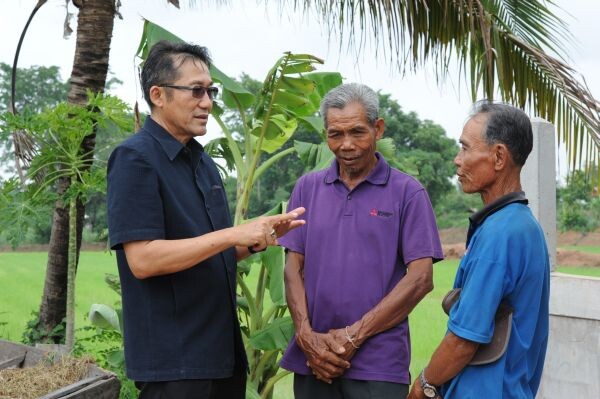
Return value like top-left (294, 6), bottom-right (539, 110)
top-left (442, 193), bottom-right (550, 398)
top-left (279, 153), bottom-right (444, 384)
top-left (107, 117), bottom-right (246, 382)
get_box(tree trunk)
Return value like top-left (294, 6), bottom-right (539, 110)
top-left (37, 0), bottom-right (116, 341)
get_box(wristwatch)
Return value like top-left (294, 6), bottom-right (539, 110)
top-left (420, 369), bottom-right (439, 398)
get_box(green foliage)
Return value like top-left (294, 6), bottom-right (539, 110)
top-left (0, 93), bottom-right (132, 351)
top-left (81, 274), bottom-right (136, 399)
top-left (0, 62), bottom-right (68, 114)
top-left (378, 94), bottom-right (459, 206)
top-left (557, 169), bottom-right (600, 232)
top-left (434, 185), bottom-right (482, 229)
top-left (21, 311), bottom-right (65, 345)
top-left (211, 58), bottom-right (341, 397)
top-left (0, 94), bottom-right (132, 248)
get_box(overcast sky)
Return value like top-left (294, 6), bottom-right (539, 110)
top-left (2, 0), bottom-right (599, 176)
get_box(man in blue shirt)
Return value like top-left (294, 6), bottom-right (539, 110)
top-left (107, 40), bottom-right (304, 399)
top-left (408, 101), bottom-right (550, 399)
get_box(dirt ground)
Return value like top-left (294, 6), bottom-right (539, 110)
top-left (441, 228), bottom-right (600, 267)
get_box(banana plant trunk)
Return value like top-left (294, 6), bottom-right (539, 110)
top-left (37, 0), bottom-right (116, 341)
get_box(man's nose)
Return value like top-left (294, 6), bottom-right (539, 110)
top-left (340, 135), bottom-right (354, 149)
top-left (453, 153), bottom-right (461, 167)
top-left (198, 95), bottom-right (212, 111)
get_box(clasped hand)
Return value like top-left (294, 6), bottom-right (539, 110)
top-left (297, 326), bottom-right (360, 384)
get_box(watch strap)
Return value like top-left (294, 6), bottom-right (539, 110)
top-left (420, 368), bottom-right (439, 398)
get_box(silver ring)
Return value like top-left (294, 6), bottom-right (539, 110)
top-left (270, 229), bottom-right (276, 238)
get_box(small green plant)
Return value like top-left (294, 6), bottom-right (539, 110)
top-left (21, 311), bottom-right (65, 345)
top-left (78, 274), bottom-right (137, 398)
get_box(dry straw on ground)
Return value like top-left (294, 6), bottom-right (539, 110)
top-left (0, 356), bottom-right (92, 399)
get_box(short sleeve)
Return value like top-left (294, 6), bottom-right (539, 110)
top-left (448, 255), bottom-right (506, 344)
top-left (277, 177), bottom-right (306, 254)
top-left (399, 189), bottom-right (444, 265)
top-left (107, 145), bottom-right (166, 249)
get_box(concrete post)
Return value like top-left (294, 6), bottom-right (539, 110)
top-left (522, 118), bottom-right (600, 398)
top-left (521, 118), bottom-right (557, 271)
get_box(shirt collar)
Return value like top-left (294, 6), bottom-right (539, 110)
top-left (324, 152), bottom-right (390, 186)
top-left (466, 191), bottom-right (528, 246)
top-left (144, 116), bottom-right (204, 161)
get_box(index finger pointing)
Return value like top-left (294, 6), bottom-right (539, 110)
top-left (269, 207), bottom-right (306, 223)
top-left (285, 207), bottom-right (305, 218)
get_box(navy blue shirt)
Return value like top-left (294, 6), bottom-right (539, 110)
top-left (107, 117), bottom-right (246, 382)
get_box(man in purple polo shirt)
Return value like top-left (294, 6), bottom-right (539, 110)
top-left (279, 83), bottom-right (444, 398)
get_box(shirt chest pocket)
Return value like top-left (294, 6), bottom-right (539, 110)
top-left (207, 184), bottom-right (227, 210)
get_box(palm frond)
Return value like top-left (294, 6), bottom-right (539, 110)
top-left (279, 0), bottom-right (600, 171)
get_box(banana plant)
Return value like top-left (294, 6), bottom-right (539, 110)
top-left (136, 19), bottom-right (342, 398)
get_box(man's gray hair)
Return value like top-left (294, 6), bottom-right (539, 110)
top-left (320, 83), bottom-right (379, 127)
top-left (470, 100), bottom-right (533, 167)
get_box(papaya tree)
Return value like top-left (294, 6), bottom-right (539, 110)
top-left (0, 93), bottom-right (132, 350)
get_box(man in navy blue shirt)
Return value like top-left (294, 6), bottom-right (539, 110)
top-left (408, 102), bottom-right (550, 399)
top-left (107, 40), bottom-right (304, 399)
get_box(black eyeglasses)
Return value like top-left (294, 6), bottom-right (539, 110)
top-left (159, 85), bottom-right (219, 100)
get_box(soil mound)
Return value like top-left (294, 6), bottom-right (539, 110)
top-left (440, 229), bottom-right (600, 267)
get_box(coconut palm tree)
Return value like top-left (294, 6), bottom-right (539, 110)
top-left (300, 0), bottom-right (600, 167)
top-left (13, 0), bottom-right (599, 341)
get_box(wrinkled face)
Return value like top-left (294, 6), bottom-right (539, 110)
top-left (454, 115), bottom-right (496, 194)
top-left (325, 102), bottom-right (384, 180)
top-left (153, 59), bottom-right (213, 143)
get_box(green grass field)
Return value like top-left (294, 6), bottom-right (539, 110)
top-left (1, 251), bottom-right (598, 398)
top-left (559, 245), bottom-right (600, 254)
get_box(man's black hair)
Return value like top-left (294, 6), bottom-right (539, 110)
top-left (140, 40), bottom-right (212, 109)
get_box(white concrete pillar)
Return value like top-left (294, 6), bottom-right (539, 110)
top-left (521, 118), bottom-right (557, 271)
top-left (524, 119), bottom-right (600, 398)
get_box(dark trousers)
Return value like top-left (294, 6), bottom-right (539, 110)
top-left (294, 373), bottom-right (409, 399)
top-left (136, 367), bottom-right (246, 399)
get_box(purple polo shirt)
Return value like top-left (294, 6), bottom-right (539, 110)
top-left (279, 153), bottom-right (443, 384)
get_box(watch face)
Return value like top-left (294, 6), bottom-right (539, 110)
top-left (423, 386), bottom-right (437, 398)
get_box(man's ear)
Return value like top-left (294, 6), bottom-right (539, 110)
top-left (374, 118), bottom-right (385, 140)
top-left (493, 143), bottom-right (510, 171)
top-left (149, 86), bottom-right (165, 109)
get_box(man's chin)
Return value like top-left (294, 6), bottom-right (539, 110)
top-left (193, 128), bottom-right (208, 137)
top-left (460, 184), bottom-right (476, 194)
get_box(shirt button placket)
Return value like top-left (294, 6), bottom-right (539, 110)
top-left (344, 193), bottom-right (353, 216)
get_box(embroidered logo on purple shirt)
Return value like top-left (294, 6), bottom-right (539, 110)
top-left (370, 208), bottom-right (393, 217)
